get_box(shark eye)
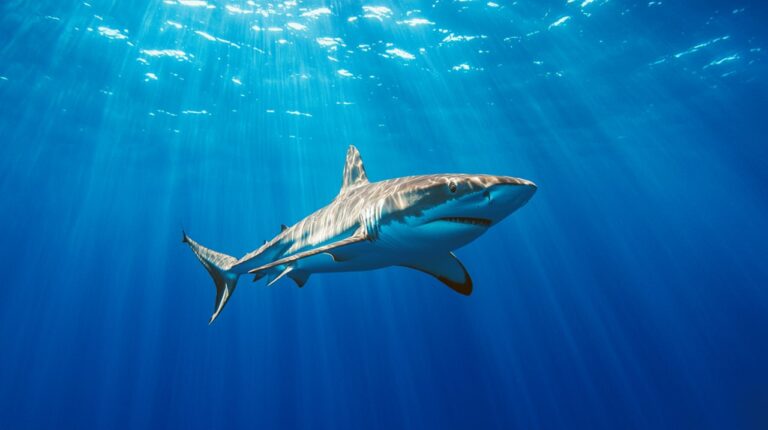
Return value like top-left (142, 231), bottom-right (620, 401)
top-left (448, 181), bottom-right (457, 193)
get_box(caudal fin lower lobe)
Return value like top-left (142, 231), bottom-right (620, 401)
top-left (182, 231), bottom-right (239, 324)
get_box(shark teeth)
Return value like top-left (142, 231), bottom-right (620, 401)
top-left (439, 217), bottom-right (492, 227)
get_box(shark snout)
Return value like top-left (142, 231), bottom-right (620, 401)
top-left (484, 178), bottom-right (537, 219)
top-left (489, 181), bottom-right (536, 201)
top-left (491, 175), bottom-right (537, 188)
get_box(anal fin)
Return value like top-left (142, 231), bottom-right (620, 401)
top-left (402, 252), bottom-right (473, 296)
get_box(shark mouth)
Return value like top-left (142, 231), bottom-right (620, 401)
top-left (438, 217), bottom-right (492, 227)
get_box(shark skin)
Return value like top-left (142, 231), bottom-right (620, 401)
top-left (183, 145), bottom-right (537, 323)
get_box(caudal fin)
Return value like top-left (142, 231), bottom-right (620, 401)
top-left (182, 231), bottom-right (239, 324)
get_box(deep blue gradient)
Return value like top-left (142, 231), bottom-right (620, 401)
top-left (1, 0), bottom-right (767, 428)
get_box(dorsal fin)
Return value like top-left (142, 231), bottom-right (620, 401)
top-left (281, 224), bottom-right (288, 232)
top-left (340, 145), bottom-right (369, 193)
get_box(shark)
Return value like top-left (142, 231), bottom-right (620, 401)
top-left (183, 145), bottom-right (537, 323)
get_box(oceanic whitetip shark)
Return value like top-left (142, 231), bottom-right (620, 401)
top-left (183, 145), bottom-right (536, 323)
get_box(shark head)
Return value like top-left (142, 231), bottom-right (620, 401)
top-left (375, 174), bottom-right (537, 251)
top-left (403, 174), bottom-right (536, 225)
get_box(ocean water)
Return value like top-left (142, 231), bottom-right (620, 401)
top-left (1, 0), bottom-right (767, 428)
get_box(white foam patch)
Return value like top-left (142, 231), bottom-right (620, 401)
top-left (316, 37), bottom-right (343, 48)
top-left (362, 5), bottom-right (392, 21)
top-left (193, 30), bottom-right (239, 47)
top-left (385, 48), bottom-right (415, 60)
top-left (549, 16), bottom-right (571, 29)
top-left (195, 30), bottom-right (216, 41)
top-left (97, 26), bottom-right (128, 40)
top-left (301, 7), bottom-right (331, 18)
top-left (140, 49), bottom-right (192, 62)
top-left (177, 0), bottom-right (209, 7)
top-left (177, 0), bottom-right (216, 9)
top-left (441, 33), bottom-right (486, 44)
top-left (337, 69), bottom-right (354, 77)
top-left (398, 18), bottom-right (434, 26)
top-left (286, 110), bottom-right (312, 117)
top-left (286, 22), bottom-right (307, 31)
top-left (225, 5), bottom-right (253, 14)
top-left (450, 63), bottom-right (483, 72)
top-left (673, 35), bottom-right (730, 59)
top-left (704, 54), bottom-right (740, 69)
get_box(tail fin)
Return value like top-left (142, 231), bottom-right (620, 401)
top-left (182, 231), bottom-right (239, 324)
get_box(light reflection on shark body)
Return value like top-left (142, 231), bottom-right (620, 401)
top-left (183, 146), bottom-right (536, 323)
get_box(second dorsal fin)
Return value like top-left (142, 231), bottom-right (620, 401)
top-left (340, 145), bottom-right (369, 193)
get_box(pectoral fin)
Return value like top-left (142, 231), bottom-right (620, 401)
top-left (402, 253), bottom-right (473, 296)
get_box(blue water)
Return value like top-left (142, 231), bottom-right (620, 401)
top-left (1, 0), bottom-right (767, 428)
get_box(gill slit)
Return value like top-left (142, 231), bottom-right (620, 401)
top-left (361, 199), bottom-right (384, 241)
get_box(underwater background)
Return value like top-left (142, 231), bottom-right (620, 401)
top-left (1, 0), bottom-right (767, 428)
